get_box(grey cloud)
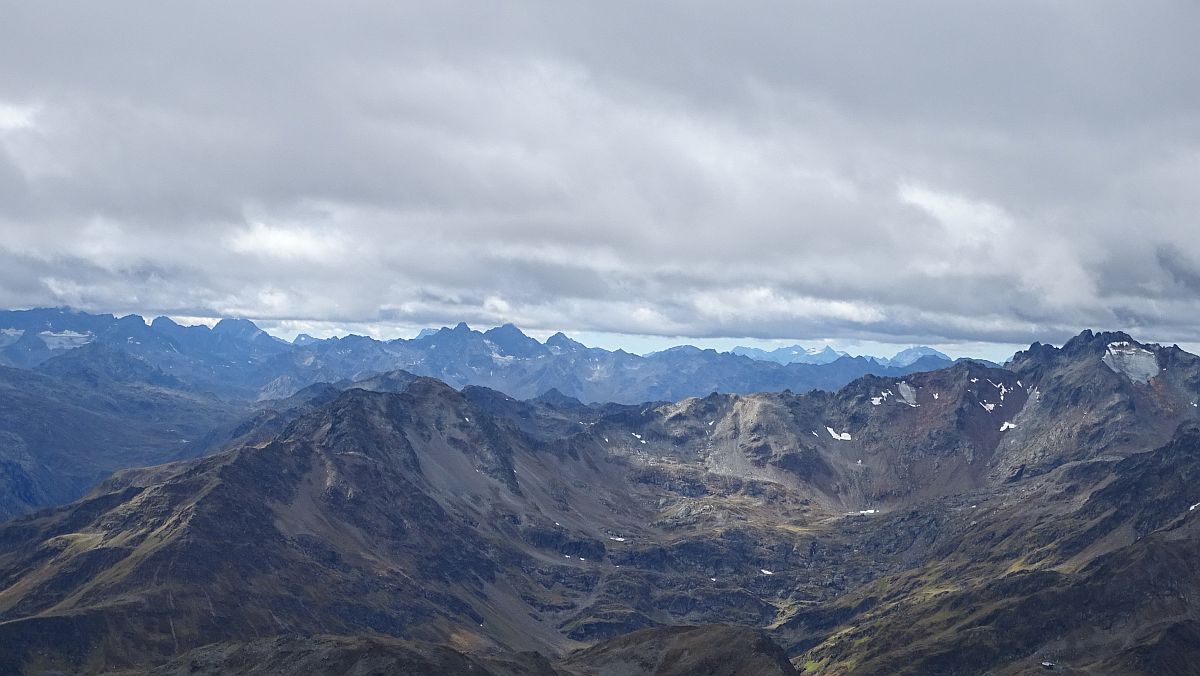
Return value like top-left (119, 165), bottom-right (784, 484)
top-left (1, 2), bottom-right (1199, 347)
top-left (1156, 246), bottom-right (1200, 294)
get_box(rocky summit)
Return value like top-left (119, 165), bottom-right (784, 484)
top-left (0, 330), bottom-right (1196, 674)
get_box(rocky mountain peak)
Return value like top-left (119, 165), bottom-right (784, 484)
top-left (1061, 328), bottom-right (1138, 356)
top-left (149, 316), bottom-right (180, 331)
top-left (483, 323), bottom-right (546, 358)
top-left (544, 331), bottom-right (585, 353)
top-left (212, 317), bottom-right (265, 338)
top-left (532, 387), bottom-right (585, 409)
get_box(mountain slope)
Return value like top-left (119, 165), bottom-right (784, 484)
top-left (0, 368), bottom-right (1014, 672)
top-left (561, 624), bottom-right (800, 675)
top-left (0, 330), bottom-right (1198, 673)
top-left (121, 625), bottom-right (798, 676)
top-left (0, 350), bottom-right (241, 521)
top-left (785, 425), bottom-right (1200, 675)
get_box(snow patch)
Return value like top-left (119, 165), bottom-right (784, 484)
top-left (760, 569), bottom-right (774, 575)
top-left (39, 330), bottom-right (94, 350)
top-left (1000, 422), bottom-right (1017, 431)
top-left (1102, 341), bottom-right (1159, 384)
top-left (981, 402), bottom-right (996, 412)
top-left (826, 426), bottom-right (852, 441)
top-left (489, 351), bottom-right (515, 366)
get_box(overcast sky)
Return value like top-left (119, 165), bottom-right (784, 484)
top-left (1, 2), bottom-right (1199, 359)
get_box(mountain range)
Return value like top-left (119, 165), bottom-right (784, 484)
top-left (0, 309), bottom-right (961, 405)
top-left (730, 344), bottom-right (951, 368)
top-left (0, 308), bottom-right (971, 523)
top-left (1, 327), bottom-right (1199, 673)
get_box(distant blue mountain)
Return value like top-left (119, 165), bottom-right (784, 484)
top-left (0, 307), bottom-right (960, 404)
top-left (878, 345), bottom-right (952, 368)
top-left (731, 344), bottom-right (847, 365)
top-left (732, 343), bottom-right (951, 368)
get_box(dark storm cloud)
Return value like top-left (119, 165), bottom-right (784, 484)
top-left (1, 1), bottom-right (1199, 346)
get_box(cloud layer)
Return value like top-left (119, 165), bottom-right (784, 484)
top-left (2, 1), bottom-right (1199, 346)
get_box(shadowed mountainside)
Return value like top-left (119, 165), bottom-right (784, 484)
top-left (0, 346), bottom-right (242, 522)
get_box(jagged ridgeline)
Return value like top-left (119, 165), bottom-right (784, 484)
top-left (0, 307), bottom-right (957, 521)
top-left (0, 308), bottom-right (956, 404)
top-left (0, 324), bottom-right (1199, 674)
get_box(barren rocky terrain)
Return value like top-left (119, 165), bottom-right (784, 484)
top-left (0, 330), bottom-right (1198, 674)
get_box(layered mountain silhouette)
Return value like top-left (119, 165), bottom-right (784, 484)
top-left (0, 327), bottom-right (1198, 673)
top-left (730, 343), bottom-right (953, 368)
top-left (0, 308), bottom-right (955, 403)
top-left (0, 308), bottom-right (970, 522)
top-left (731, 344), bottom-right (849, 365)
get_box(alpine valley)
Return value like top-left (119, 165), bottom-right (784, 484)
top-left (0, 310), bottom-right (1199, 674)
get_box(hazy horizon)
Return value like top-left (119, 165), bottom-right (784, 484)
top-left (9, 304), bottom-right (1165, 364)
